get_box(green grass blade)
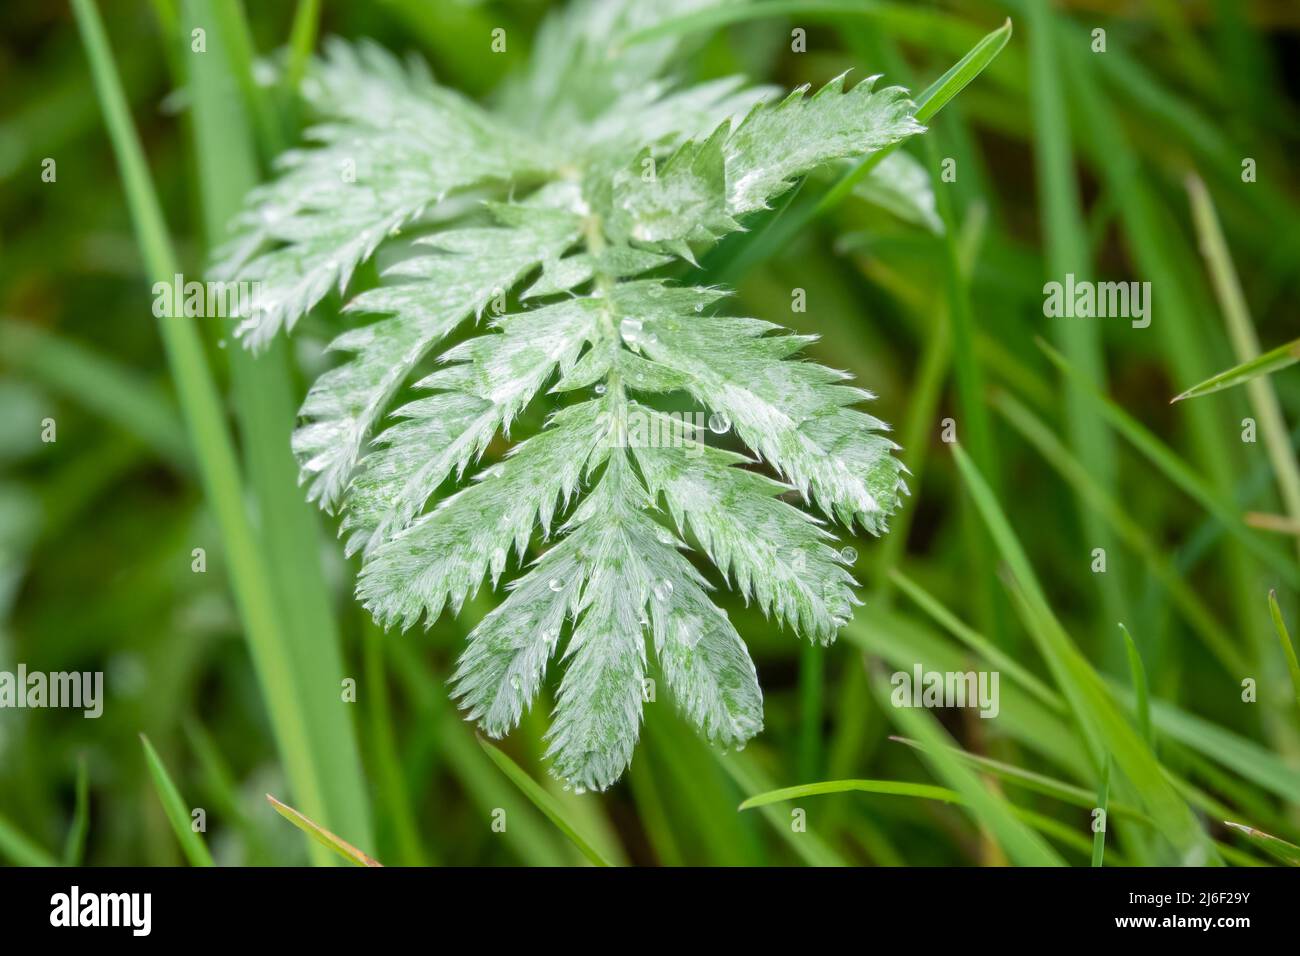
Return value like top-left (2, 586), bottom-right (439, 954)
top-left (1184, 168), bottom-right (1300, 529)
top-left (1118, 625), bottom-right (1152, 745)
top-left (1026, 0), bottom-right (1122, 629)
top-left (868, 667), bottom-right (1066, 866)
top-left (815, 18), bottom-right (1012, 217)
top-left (1091, 759), bottom-right (1110, 868)
top-left (140, 734), bottom-right (214, 867)
top-left (478, 739), bottom-right (613, 867)
top-left (889, 736), bottom-right (1150, 823)
top-left (889, 569), bottom-right (1060, 710)
top-left (363, 621), bottom-right (428, 866)
top-left (61, 756), bottom-right (90, 866)
top-left (179, 0), bottom-right (375, 861)
top-left (993, 388), bottom-right (1249, 675)
top-left (73, 0), bottom-right (360, 865)
top-left (285, 0), bottom-right (321, 96)
top-left (738, 777), bottom-right (1097, 861)
top-left (1268, 590), bottom-right (1300, 708)
top-left (1137, 693), bottom-right (1300, 804)
top-left (0, 318), bottom-right (190, 470)
top-left (914, 18), bottom-right (1013, 122)
top-left (1171, 336), bottom-right (1300, 403)
top-left (715, 749), bottom-right (846, 866)
top-left (267, 794), bottom-right (382, 867)
top-left (0, 813), bottom-right (59, 867)
top-left (1039, 339), bottom-right (1300, 590)
top-left (1223, 821), bottom-right (1300, 866)
top-left (952, 445), bottom-right (1218, 864)
top-left (706, 17), bottom-right (1011, 286)
top-left (739, 779), bottom-right (958, 810)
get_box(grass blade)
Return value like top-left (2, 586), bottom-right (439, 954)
top-left (478, 739), bottom-right (612, 867)
top-left (1091, 759), bottom-right (1110, 868)
top-left (61, 756), bottom-right (90, 866)
top-left (952, 445), bottom-right (1218, 864)
top-left (889, 569), bottom-right (1060, 710)
top-left (1171, 336), bottom-right (1300, 402)
top-left (1039, 339), bottom-right (1300, 590)
top-left (140, 734), bottom-right (214, 867)
top-left (1223, 821), bottom-right (1300, 866)
top-left (0, 318), bottom-right (190, 470)
top-left (1118, 625), bottom-right (1152, 745)
top-left (815, 18), bottom-right (1013, 217)
top-left (739, 779), bottom-right (959, 810)
top-left (266, 794), bottom-right (382, 867)
top-left (0, 813), bottom-right (59, 867)
top-left (889, 736), bottom-right (1149, 823)
top-left (993, 388), bottom-right (1249, 675)
top-left (72, 0), bottom-right (353, 863)
top-left (1026, 0), bottom-right (1122, 628)
top-left (179, 0), bottom-right (374, 861)
top-left (868, 666), bottom-right (1066, 866)
top-left (1269, 590), bottom-right (1300, 708)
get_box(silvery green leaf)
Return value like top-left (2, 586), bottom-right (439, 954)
top-left (213, 39), bottom-right (551, 349)
top-left (293, 203), bottom-right (581, 511)
top-left (725, 72), bottom-right (924, 215)
top-left (234, 17), bottom-right (928, 791)
top-left (631, 408), bottom-right (858, 643)
top-left (343, 295), bottom-right (602, 552)
top-left (610, 280), bottom-right (908, 534)
top-left (355, 401), bottom-right (609, 628)
top-left (852, 150), bottom-right (943, 233)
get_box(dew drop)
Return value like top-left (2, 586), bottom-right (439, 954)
top-left (840, 545), bottom-right (858, 564)
top-left (594, 383), bottom-right (607, 395)
top-left (619, 317), bottom-right (643, 343)
top-left (656, 528), bottom-right (675, 546)
top-left (708, 411), bottom-right (731, 434)
top-left (574, 786), bottom-right (588, 796)
top-left (548, 577), bottom-right (564, 592)
top-left (693, 302), bottom-right (704, 313)
top-left (509, 675), bottom-right (521, 690)
top-left (653, 579), bottom-right (674, 601)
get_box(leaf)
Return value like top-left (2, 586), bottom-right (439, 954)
top-left (1269, 590), bottom-right (1300, 708)
top-left (213, 39), bottom-right (552, 349)
top-left (140, 734), bottom-right (214, 867)
top-left (0, 812), bottom-right (59, 867)
top-left (1171, 336), bottom-right (1300, 402)
top-left (1223, 821), bottom-right (1300, 866)
top-left (1118, 624), bottom-right (1152, 745)
top-left (229, 4), bottom-right (932, 790)
top-left (952, 446), bottom-right (1219, 865)
top-left (852, 150), bottom-right (942, 232)
top-left (266, 793), bottom-right (382, 867)
top-left (478, 739), bottom-right (613, 866)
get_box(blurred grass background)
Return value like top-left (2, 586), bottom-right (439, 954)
top-left (1, 0), bottom-right (1298, 866)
